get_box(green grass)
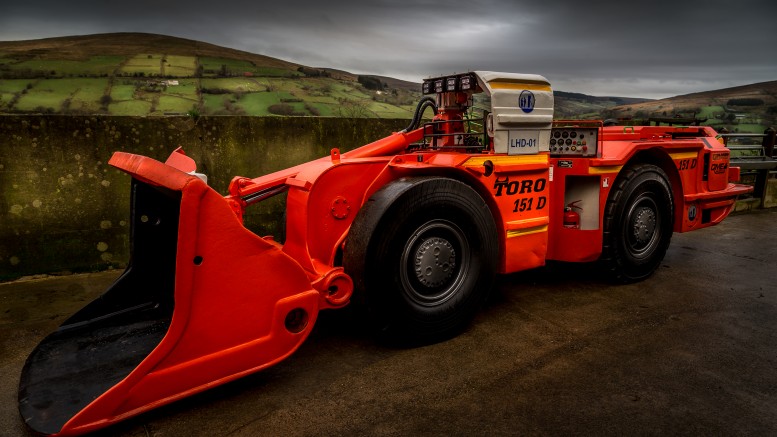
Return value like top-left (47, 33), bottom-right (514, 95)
top-left (14, 78), bottom-right (108, 112)
top-left (14, 90), bottom-right (63, 112)
top-left (199, 57), bottom-right (254, 76)
top-left (234, 92), bottom-right (275, 115)
top-left (367, 101), bottom-right (414, 118)
top-left (307, 95), bottom-right (339, 104)
top-left (202, 94), bottom-right (230, 114)
top-left (201, 78), bottom-right (265, 92)
top-left (163, 79), bottom-right (198, 99)
top-left (697, 105), bottom-right (725, 119)
top-left (121, 54), bottom-right (162, 76)
top-left (0, 79), bottom-right (35, 93)
top-left (110, 84), bottom-right (136, 101)
top-left (267, 78), bottom-right (310, 95)
top-left (306, 102), bottom-right (337, 116)
top-left (156, 95), bottom-right (196, 114)
top-left (109, 100), bottom-right (152, 115)
top-left (4, 56), bottom-right (125, 77)
top-left (328, 82), bottom-right (371, 100)
top-left (163, 55), bottom-right (196, 77)
top-left (0, 54), bottom-right (419, 117)
top-left (255, 67), bottom-right (299, 77)
top-left (199, 57), bottom-right (299, 77)
top-left (71, 82), bottom-right (107, 112)
top-left (736, 124), bottom-right (769, 133)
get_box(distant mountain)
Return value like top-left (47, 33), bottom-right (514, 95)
top-left (605, 80), bottom-right (777, 131)
top-left (0, 32), bottom-right (297, 69)
top-left (553, 90), bottom-right (652, 119)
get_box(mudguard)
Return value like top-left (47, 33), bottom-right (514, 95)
top-left (19, 152), bottom-right (321, 436)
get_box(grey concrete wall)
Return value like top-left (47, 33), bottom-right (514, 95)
top-left (2, 115), bottom-right (772, 281)
top-left (0, 115), bottom-right (408, 281)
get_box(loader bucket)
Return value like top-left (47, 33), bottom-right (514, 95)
top-left (19, 152), bottom-right (320, 436)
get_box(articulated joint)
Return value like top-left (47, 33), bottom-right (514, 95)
top-left (312, 268), bottom-right (353, 309)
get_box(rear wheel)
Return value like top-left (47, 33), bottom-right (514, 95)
top-left (601, 164), bottom-right (674, 282)
top-left (359, 178), bottom-right (498, 344)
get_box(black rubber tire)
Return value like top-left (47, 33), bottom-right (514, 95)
top-left (358, 177), bottom-right (498, 344)
top-left (601, 164), bottom-right (674, 283)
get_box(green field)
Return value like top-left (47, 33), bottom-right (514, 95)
top-left (14, 78), bottom-right (108, 112)
top-left (120, 54), bottom-right (162, 76)
top-left (163, 79), bottom-right (198, 99)
top-left (734, 124), bottom-right (769, 133)
top-left (233, 92), bottom-right (275, 115)
top-left (0, 48), bottom-right (420, 117)
top-left (163, 55), bottom-right (196, 77)
top-left (109, 100), bottom-right (152, 116)
top-left (199, 57), bottom-right (299, 78)
top-left (110, 84), bottom-right (136, 101)
top-left (3, 56), bottom-right (125, 77)
top-left (156, 95), bottom-right (196, 114)
top-left (0, 73), bottom-right (420, 116)
top-left (697, 105), bottom-right (725, 119)
top-left (0, 79), bottom-right (35, 94)
top-left (201, 77), bottom-right (265, 92)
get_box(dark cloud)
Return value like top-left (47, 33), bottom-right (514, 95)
top-left (1, 0), bottom-right (775, 98)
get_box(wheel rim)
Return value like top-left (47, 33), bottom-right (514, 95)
top-left (625, 193), bottom-right (661, 259)
top-left (400, 220), bottom-right (470, 307)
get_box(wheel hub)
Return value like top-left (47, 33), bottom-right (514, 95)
top-left (413, 237), bottom-right (456, 287)
top-left (631, 206), bottom-right (657, 245)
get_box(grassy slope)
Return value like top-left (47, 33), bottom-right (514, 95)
top-left (0, 33), bottom-right (421, 118)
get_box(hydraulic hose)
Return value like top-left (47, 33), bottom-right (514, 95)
top-left (401, 97), bottom-right (438, 133)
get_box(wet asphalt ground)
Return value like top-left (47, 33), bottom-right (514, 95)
top-left (1, 209), bottom-right (776, 436)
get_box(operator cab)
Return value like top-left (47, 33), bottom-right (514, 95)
top-left (420, 71), bottom-right (554, 155)
top-left (419, 71), bottom-right (599, 158)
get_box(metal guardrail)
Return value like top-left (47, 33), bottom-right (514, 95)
top-left (719, 127), bottom-right (776, 208)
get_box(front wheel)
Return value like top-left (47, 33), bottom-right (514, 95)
top-left (601, 164), bottom-right (674, 282)
top-left (358, 178), bottom-right (498, 344)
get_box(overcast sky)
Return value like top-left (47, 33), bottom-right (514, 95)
top-left (1, 0), bottom-right (775, 98)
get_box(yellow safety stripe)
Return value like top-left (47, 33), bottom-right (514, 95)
top-left (463, 154), bottom-right (549, 167)
top-left (488, 82), bottom-right (552, 92)
top-left (588, 165), bottom-right (622, 175)
top-left (507, 224), bottom-right (548, 238)
top-left (505, 217), bottom-right (549, 230)
top-left (669, 152), bottom-right (698, 160)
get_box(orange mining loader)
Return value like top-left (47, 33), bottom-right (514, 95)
top-left (19, 71), bottom-right (752, 435)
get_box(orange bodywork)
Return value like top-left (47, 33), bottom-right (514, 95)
top-left (19, 76), bottom-right (753, 436)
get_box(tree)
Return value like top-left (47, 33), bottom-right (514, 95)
top-left (357, 75), bottom-right (384, 90)
top-left (336, 98), bottom-right (370, 118)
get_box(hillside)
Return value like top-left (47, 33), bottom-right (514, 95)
top-left (553, 91), bottom-right (652, 119)
top-left (0, 33), bottom-right (421, 118)
top-left (605, 81), bottom-right (777, 132)
top-left (1, 33), bottom-right (772, 127)
top-left (0, 33), bottom-right (299, 69)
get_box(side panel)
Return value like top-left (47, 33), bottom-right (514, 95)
top-left (546, 159), bottom-right (617, 263)
top-left (461, 154), bottom-right (551, 273)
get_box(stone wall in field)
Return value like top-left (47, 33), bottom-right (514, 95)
top-left (0, 115), bottom-right (408, 281)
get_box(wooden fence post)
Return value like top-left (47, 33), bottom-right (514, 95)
top-left (763, 127), bottom-right (776, 158)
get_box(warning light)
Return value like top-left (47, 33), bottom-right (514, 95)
top-left (460, 74), bottom-right (473, 90)
top-left (446, 77), bottom-right (458, 92)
